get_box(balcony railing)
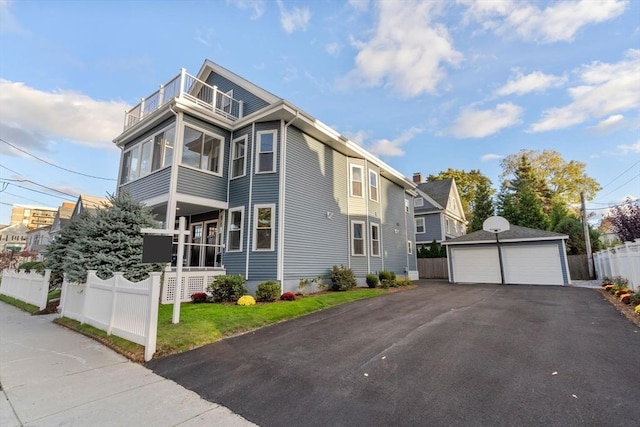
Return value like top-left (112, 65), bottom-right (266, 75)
top-left (124, 69), bottom-right (244, 131)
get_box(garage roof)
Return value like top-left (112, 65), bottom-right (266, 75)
top-left (442, 225), bottom-right (568, 245)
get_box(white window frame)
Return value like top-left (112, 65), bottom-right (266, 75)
top-left (256, 130), bottom-right (277, 174)
top-left (414, 198), bottom-right (423, 207)
top-left (370, 223), bottom-right (380, 257)
top-left (415, 217), bottom-right (425, 234)
top-left (253, 204), bottom-right (275, 252)
top-left (405, 199), bottom-right (410, 213)
top-left (350, 164), bottom-right (364, 198)
top-left (181, 125), bottom-right (224, 176)
top-left (408, 240), bottom-right (413, 255)
top-left (226, 206), bottom-right (244, 252)
top-left (351, 220), bottom-right (366, 256)
top-left (369, 170), bottom-right (379, 202)
top-left (120, 124), bottom-right (175, 185)
top-left (231, 136), bottom-right (247, 179)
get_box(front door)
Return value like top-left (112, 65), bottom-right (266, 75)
top-left (204, 220), bottom-right (220, 267)
top-left (189, 223), bottom-right (203, 267)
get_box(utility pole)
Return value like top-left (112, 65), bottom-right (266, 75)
top-left (581, 192), bottom-right (594, 279)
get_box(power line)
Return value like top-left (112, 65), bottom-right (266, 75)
top-left (0, 137), bottom-right (117, 181)
top-left (598, 172), bottom-right (640, 199)
top-left (599, 159), bottom-right (640, 190)
top-left (2, 190), bottom-right (47, 205)
top-left (0, 181), bottom-right (77, 201)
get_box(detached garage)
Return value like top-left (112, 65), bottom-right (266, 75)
top-left (442, 225), bottom-right (571, 286)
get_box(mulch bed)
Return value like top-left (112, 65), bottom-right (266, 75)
top-left (599, 289), bottom-right (640, 328)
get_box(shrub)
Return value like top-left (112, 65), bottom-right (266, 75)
top-left (620, 293), bottom-right (632, 304)
top-left (190, 292), bottom-right (208, 303)
top-left (396, 278), bottom-right (413, 287)
top-left (237, 295), bottom-right (256, 306)
top-left (615, 289), bottom-right (629, 297)
top-left (18, 261), bottom-right (46, 274)
top-left (280, 292), bottom-right (296, 301)
top-left (378, 270), bottom-right (396, 281)
top-left (612, 276), bottom-right (629, 287)
top-left (330, 265), bottom-right (357, 291)
top-left (635, 304), bottom-right (640, 315)
top-left (629, 293), bottom-right (640, 307)
top-left (207, 275), bottom-right (248, 303)
top-left (256, 280), bottom-right (281, 302)
top-left (366, 274), bottom-right (379, 288)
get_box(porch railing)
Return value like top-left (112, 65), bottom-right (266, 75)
top-left (124, 69), bottom-right (244, 131)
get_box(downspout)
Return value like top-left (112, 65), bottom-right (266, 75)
top-left (246, 123), bottom-right (255, 280)
top-left (346, 157), bottom-right (351, 269)
top-left (278, 112), bottom-right (299, 292)
top-left (365, 160), bottom-right (370, 275)
top-left (404, 192), bottom-right (409, 277)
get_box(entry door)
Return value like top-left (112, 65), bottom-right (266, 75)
top-left (204, 220), bottom-right (220, 267)
top-left (189, 223), bottom-right (203, 267)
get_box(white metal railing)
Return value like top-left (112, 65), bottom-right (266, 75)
top-left (0, 269), bottom-right (50, 310)
top-left (593, 240), bottom-right (640, 292)
top-left (124, 69), bottom-right (243, 130)
top-left (161, 267), bottom-right (225, 304)
top-left (58, 270), bottom-right (161, 361)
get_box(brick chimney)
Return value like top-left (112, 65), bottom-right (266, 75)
top-left (412, 172), bottom-right (422, 184)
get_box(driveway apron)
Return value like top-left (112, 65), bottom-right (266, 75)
top-left (148, 282), bottom-right (640, 427)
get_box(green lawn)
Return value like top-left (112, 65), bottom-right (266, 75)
top-left (155, 288), bottom-right (387, 357)
top-left (0, 294), bottom-right (40, 314)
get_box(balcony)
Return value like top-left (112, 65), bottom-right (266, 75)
top-left (124, 69), bottom-right (244, 131)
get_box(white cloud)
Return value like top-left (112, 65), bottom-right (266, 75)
top-left (616, 141), bottom-right (640, 154)
top-left (325, 42), bottom-right (340, 57)
top-left (481, 153), bottom-right (504, 162)
top-left (366, 127), bottom-right (423, 157)
top-left (277, 0), bottom-right (311, 34)
top-left (496, 70), bottom-right (566, 96)
top-left (0, 79), bottom-right (129, 150)
top-left (530, 49), bottom-right (640, 132)
top-left (345, 0), bottom-right (462, 97)
top-left (226, 0), bottom-right (265, 19)
top-left (348, 0), bottom-right (370, 12)
top-left (451, 102), bottom-right (523, 138)
top-left (591, 114), bottom-right (626, 133)
top-left (343, 130), bottom-right (369, 146)
top-left (460, 0), bottom-right (628, 43)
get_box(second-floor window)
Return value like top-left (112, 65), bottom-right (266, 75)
top-left (231, 136), bottom-right (247, 179)
top-left (414, 198), bottom-right (423, 207)
top-left (369, 170), bottom-right (378, 202)
top-left (350, 165), bottom-right (364, 197)
top-left (181, 126), bottom-right (223, 174)
top-left (256, 130), bottom-right (277, 173)
top-left (120, 125), bottom-right (175, 184)
top-left (416, 218), bottom-right (425, 234)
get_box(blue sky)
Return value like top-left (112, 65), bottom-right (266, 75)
top-left (1, 0), bottom-right (638, 226)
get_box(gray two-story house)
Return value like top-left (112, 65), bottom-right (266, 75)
top-left (113, 59), bottom-right (418, 293)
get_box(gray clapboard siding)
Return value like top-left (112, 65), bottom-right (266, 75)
top-left (176, 167), bottom-right (227, 201)
top-left (380, 176), bottom-right (408, 277)
top-left (416, 214), bottom-right (442, 244)
top-left (205, 72), bottom-right (271, 117)
top-left (283, 126), bottom-right (349, 280)
top-left (405, 193), bottom-right (417, 271)
top-left (120, 167), bottom-right (171, 201)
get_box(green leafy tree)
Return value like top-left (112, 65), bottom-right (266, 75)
top-left (468, 179), bottom-right (495, 232)
top-left (553, 216), bottom-right (602, 255)
top-left (426, 168), bottom-right (493, 221)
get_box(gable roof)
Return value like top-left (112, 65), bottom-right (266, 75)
top-left (417, 179), bottom-right (453, 208)
top-left (442, 224), bottom-right (568, 245)
top-left (71, 195), bottom-right (110, 219)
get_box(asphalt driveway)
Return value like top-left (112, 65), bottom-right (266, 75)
top-left (148, 282), bottom-right (640, 427)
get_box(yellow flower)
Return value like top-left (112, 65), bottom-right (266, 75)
top-left (635, 304), bottom-right (640, 315)
top-left (237, 295), bottom-right (256, 306)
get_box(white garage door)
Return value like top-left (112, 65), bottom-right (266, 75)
top-left (503, 245), bottom-right (564, 285)
top-left (450, 246), bottom-right (501, 284)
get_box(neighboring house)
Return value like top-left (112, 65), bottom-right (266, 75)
top-left (26, 225), bottom-right (52, 260)
top-left (112, 59), bottom-right (419, 293)
top-left (412, 173), bottom-right (467, 248)
top-left (0, 223), bottom-right (28, 252)
top-left (49, 202), bottom-right (76, 242)
top-left (69, 195), bottom-right (110, 221)
top-left (442, 225), bottom-right (571, 286)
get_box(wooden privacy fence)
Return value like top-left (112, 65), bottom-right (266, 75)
top-left (59, 270), bottom-right (161, 361)
top-left (417, 258), bottom-right (449, 279)
top-left (0, 269), bottom-right (51, 310)
top-left (593, 240), bottom-right (640, 292)
top-left (567, 254), bottom-right (590, 280)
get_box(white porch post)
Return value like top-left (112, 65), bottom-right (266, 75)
top-left (173, 216), bottom-right (188, 324)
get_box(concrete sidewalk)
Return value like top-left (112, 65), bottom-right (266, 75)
top-left (0, 302), bottom-right (256, 427)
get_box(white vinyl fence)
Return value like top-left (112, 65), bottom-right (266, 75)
top-left (59, 270), bottom-right (161, 361)
top-left (593, 240), bottom-right (640, 292)
top-left (0, 269), bottom-right (51, 310)
top-left (161, 268), bottom-right (225, 304)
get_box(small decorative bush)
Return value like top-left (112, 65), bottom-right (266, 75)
top-left (396, 278), bottom-right (413, 287)
top-left (615, 289), bottom-right (629, 297)
top-left (612, 276), bottom-right (629, 287)
top-left (620, 293), bottom-right (632, 304)
top-left (18, 261), bottom-right (46, 274)
top-left (256, 280), bottom-right (281, 302)
top-left (629, 293), bottom-right (640, 307)
top-left (280, 292), bottom-right (296, 301)
top-left (602, 277), bottom-right (613, 287)
top-left (603, 284), bottom-right (615, 292)
top-left (191, 292), bottom-right (208, 303)
top-left (330, 265), bottom-right (357, 291)
top-left (366, 273), bottom-right (379, 288)
top-left (207, 274), bottom-right (248, 303)
top-left (635, 304), bottom-right (640, 315)
top-left (378, 270), bottom-right (396, 281)
top-left (237, 295), bottom-right (256, 306)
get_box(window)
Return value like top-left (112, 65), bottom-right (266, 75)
top-left (370, 223), bottom-right (380, 257)
top-left (253, 204), bottom-right (275, 251)
top-left (182, 126), bottom-right (223, 174)
top-left (227, 207), bottom-right (244, 252)
top-left (351, 165), bottom-right (364, 197)
top-left (446, 219), bottom-right (452, 234)
top-left (414, 198), bottom-right (423, 207)
top-left (405, 199), bottom-right (410, 213)
top-left (256, 130), bottom-right (277, 173)
top-left (407, 240), bottom-right (413, 255)
top-left (369, 170), bottom-right (378, 202)
top-left (120, 125), bottom-right (175, 184)
top-left (351, 221), bottom-right (365, 256)
top-left (416, 218), bottom-right (425, 234)
top-left (231, 136), bottom-right (247, 178)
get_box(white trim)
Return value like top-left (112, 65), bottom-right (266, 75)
top-left (350, 164), bottom-right (364, 198)
top-left (181, 123), bottom-right (225, 176)
top-left (255, 129), bottom-right (277, 174)
top-left (166, 111), bottom-right (182, 229)
top-left (414, 197), bottom-right (424, 207)
top-left (226, 206), bottom-right (244, 252)
top-left (246, 123), bottom-right (255, 278)
top-left (173, 192), bottom-right (228, 210)
top-left (442, 236), bottom-right (570, 246)
top-left (230, 135), bottom-right (248, 179)
top-left (369, 169), bottom-right (379, 202)
top-left (407, 240), bottom-right (413, 255)
top-left (351, 220), bottom-right (366, 257)
top-left (370, 223), bottom-right (381, 257)
top-left (415, 217), bottom-right (425, 234)
top-left (253, 204), bottom-right (276, 252)
top-left (119, 123), bottom-right (176, 185)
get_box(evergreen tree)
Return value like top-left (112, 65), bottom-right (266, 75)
top-left (468, 179), bottom-right (494, 232)
top-left (515, 183), bottom-right (550, 230)
top-left (496, 182), bottom-right (517, 224)
top-left (44, 211), bottom-right (92, 285)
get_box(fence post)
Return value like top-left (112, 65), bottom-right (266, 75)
top-left (38, 269), bottom-right (51, 311)
top-left (144, 273), bottom-right (161, 362)
top-left (59, 274), bottom-right (68, 318)
top-left (107, 273), bottom-right (123, 335)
